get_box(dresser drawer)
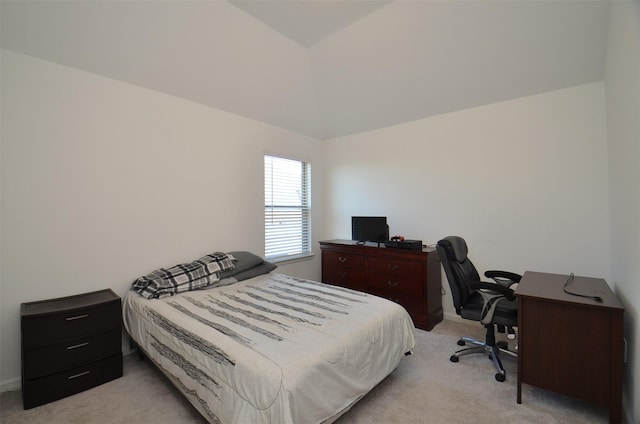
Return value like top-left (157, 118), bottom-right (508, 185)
top-left (22, 353), bottom-right (123, 410)
top-left (23, 327), bottom-right (122, 379)
top-left (322, 250), bottom-right (366, 269)
top-left (368, 257), bottom-right (422, 279)
top-left (22, 301), bottom-right (121, 348)
top-left (368, 273), bottom-right (422, 297)
top-left (323, 267), bottom-right (367, 291)
top-left (322, 250), bottom-right (367, 291)
top-left (369, 289), bottom-right (423, 315)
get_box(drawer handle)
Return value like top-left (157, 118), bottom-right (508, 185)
top-left (338, 257), bottom-right (347, 263)
top-left (388, 281), bottom-right (398, 288)
top-left (66, 314), bottom-right (88, 321)
top-left (339, 271), bottom-right (348, 278)
top-left (68, 371), bottom-right (91, 380)
top-left (388, 264), bottom-right (399, 271)
top-left (67, 342), bottom-right (89, 350)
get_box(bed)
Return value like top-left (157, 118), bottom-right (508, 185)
top-left (122, 251), bottom-right (416, 424)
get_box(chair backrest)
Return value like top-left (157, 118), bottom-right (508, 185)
top-left (436, 236), bottom-right (480, 314)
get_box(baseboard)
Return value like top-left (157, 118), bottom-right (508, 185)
top-left (443, 312), bottom-right (468, 323)
top-left (1, 376), bottom-right (21, 393)
top-left (623, 397), bottom-right (634, 424)
top-left (123, 346), bottom-right (136, 356)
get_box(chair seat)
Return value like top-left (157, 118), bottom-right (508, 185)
top-left (459, 292), bottom-right (517, 327)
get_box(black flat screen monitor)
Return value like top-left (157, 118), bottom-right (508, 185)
top-left (351, 216), bottom-right (389, 243)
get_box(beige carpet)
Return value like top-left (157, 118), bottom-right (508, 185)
top-left (0, 319), bottom-right (608, 424)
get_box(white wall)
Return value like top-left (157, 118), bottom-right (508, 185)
top-left (309, 0), bottom-right (608, 139)
top-left (1, 1), bottom-right (324, 138)
top-left (605, 1), bottom-right (640, 422)
top-left (0, 50), bottom-right (324, 390)
top-left (323, 82), bottom-right (609, 320)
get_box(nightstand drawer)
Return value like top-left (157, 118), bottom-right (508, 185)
top-left (22, 353), bottom-right (123, 410)
top-left (23, 327), bottom-right (122, 379)
top-left (22, 301), bottom-right (121, 348)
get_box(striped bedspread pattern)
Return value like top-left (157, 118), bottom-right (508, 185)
top-left (123, 272), bottom-right (416, 424)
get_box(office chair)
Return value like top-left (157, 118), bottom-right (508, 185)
top-left (436, 236), bottom-right (520, 382)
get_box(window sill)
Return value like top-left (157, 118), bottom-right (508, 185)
top-left (269, 252), bottom-right (315, 265)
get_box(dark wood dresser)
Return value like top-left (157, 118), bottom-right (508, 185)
top-left (21, 289), bottom-right (123, 409)
top-left (319, 239), bottom-right (442, 330)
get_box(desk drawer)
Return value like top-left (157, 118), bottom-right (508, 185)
top-left (23, 353), bottom-right (123, 409)
top-left (23, 327), bottom-right (122, 379)
top-left (22, 301), bottom-right (121, 348)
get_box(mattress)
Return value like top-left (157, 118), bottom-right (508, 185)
top-left (123, 272), bottom-right (416, 424)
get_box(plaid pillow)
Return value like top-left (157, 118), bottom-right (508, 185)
top-left (132, 252), bottom-right (236, 299)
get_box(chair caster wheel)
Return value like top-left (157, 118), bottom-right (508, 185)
top-left (495, 373), bottom-right (505, 382)
top-left (450, 355), bottom-right (459, 363)
top-left (457, 340), bottom-right (465, 346)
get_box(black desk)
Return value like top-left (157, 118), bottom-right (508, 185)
top-left (514, 271), bottom-right (624, 423)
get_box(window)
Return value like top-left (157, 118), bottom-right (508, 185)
top-left (264, 155), bottom-right (311, 262)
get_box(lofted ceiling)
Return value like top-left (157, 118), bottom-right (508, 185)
top-left (229, 0), bottom-right (393, 47)
top-left (1, 0), bottom-right (611, 140)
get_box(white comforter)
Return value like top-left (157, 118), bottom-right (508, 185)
top-left (123, 273), bottom-right (416, 424)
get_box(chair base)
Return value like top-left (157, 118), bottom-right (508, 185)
top-left (450, 331), bottom-right (517, 382)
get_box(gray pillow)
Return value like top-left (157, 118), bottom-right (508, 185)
top-left (220, 251), bottom-right (266, 278)
top-left (232, 261), bottom-right (278, 281)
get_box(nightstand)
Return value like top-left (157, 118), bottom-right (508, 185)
top-left (21, 289), bottom-right (123, 409)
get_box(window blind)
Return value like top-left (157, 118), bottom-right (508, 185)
top-left (264, 155), bottom-right (311, 261)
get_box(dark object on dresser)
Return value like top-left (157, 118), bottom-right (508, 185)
top-left (319, 239), bottom-right (442, 330)
top-left (21, 289), bottom-right (123, 409)
top-left (436, 236), bottom-right (520, 382)
top-left (384, 239), bottom-right (422, 250)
